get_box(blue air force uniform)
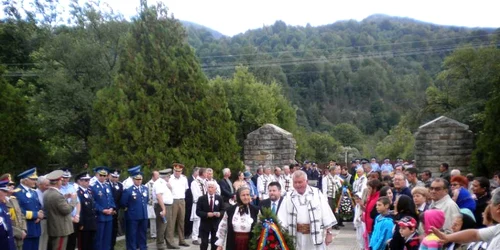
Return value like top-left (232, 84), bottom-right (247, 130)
top-left (14, 168), bottom-right (42, 250)
top-left (120, 170), bottom-right (148, 250)
top-left (1, 179), bottom-right (16, 250)
top-left (90, 167), bottom-right (116, 250)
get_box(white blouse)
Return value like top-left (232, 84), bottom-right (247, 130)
top-left (215, 207), bottom-right (254, 246)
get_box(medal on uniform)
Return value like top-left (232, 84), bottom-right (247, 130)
top-left (106, 188), bottom-right (110, 193)
top-left (98, 190), bottom-right (103, 196)
top-left (26, 192), bottom-right (32, 198)
top-left (115, 185), bottom-right (119, 190)
top-left (142, 192), bottom-right (147, 197)
top-left (84, 193), bottom-right (89, 198)
top-left (132, 191), bottom-right (136, 200)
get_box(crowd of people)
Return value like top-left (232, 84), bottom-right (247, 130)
top-left (1, 158), bottom-right (500, 250)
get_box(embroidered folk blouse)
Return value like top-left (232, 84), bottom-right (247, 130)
top-left (215, 207), bottom-right (253, 246)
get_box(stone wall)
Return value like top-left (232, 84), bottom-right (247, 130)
top-left (244, 124), bottom-right (296, 173)
top-left (414, 116), bottom-right (474, 175)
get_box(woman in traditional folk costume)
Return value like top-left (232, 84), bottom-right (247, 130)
top-left (215, 187), bottom-right (258, 250)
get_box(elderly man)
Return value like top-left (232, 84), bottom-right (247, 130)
top-left (278, 171), bottom-right (337, 249)
top-left (15, 168), bottom-right (43, 250)
top-left (257, 166), bottom-right (275, 200)
top-left (218, 168), bottom-right (234, 205)
top-left (167, 163), bottom-right (190, 248)
top-left (380, 158), bottom-right (393, 173)
top-left (392, 173), bottom-right (412, 202)
top-left (44, 170), bottom-right (79, 250)
top-left (153, 169), bottom-right (174, 250)
top-left (35, 175), bottom-right (49, 250)
top-left (196, 181), bottom-right (224, 250)
top-left (429, 178), bottom-right (460, 232)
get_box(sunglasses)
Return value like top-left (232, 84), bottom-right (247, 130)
top-left (99, 174), bottom-right (107, 177)
top-left (429, 186), bottom-right (444, 191)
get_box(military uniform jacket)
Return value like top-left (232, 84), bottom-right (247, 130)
top-left (0, 202), bottom-right (16, 250)
top-left (108, 180), bottom-right (123, 210)
top-left (6, 196), bottom-right (27, 240)
top-left (14, 185), bottom-right (41, 238)
top-left (120, 185), bottom-right (148, 221)
top-left (43, 187), bottom-right (78, 237)
top-left (90, 181), bottom-right (116, 222)
top-left (77, 186), bottom-right (97, 231)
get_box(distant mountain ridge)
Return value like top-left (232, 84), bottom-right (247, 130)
top-left (180, 20), bottom-right (226, 38)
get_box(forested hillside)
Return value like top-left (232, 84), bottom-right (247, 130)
top-left (187, 15), bottom-right (496, 134)
top-left (1, 1), bottom-right (499, 176)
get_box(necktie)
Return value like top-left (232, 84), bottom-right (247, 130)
top-left (210, 196), bottom-right (214, 212)
top-left (271, 202), bottom-right (276, 214)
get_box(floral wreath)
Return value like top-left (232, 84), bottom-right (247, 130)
top-left (249, 207), bottom-right (296, 250)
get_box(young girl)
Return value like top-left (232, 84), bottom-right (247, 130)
top-left (419, 209), bottom-right (445, 250)
top-left (398, 216), bottom-right (420, 250)
top-left (369, 196), bottom-right (394, 250)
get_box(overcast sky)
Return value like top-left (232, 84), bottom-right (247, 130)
top-left (8, 0), bottom-right (500, 36)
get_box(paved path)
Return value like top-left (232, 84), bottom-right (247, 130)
top-left (143, 222), bottom-right (359, 250)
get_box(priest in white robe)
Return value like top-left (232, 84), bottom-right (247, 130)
top-left (278, 170), bottom-right (337, 250)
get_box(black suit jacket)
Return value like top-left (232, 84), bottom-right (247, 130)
top-left (218, 178), bottom-right (234, 202)
top-left (259, 197), bottom-right (283, 213)
top-left (108, 180), bottom-right (123, 210)
top-left (196, 194), bottom-right (225, 230)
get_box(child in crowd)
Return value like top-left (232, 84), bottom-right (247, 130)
top-left (419, 209), bottom-right (445, 250)
top-left (353, 192), bottom-right (365, 250)
top-left (398, 216), bottom-right (420, 250)
top-left (369, 196), bottom-right (393, 250)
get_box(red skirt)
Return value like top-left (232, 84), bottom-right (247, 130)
top-left (234, 232), bottom-right (250, 250)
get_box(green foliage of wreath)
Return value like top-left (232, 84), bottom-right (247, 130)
top-left (249, 207), bottom-right (296, 250)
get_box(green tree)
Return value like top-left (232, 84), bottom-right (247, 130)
top-left (375, 121), bottom-right (415, 160)
top-left (305, 132), bottom-right (341, 163)
top-left (209, 67), bottom-right (297, 148)
top-left (0, 67), bottom-right (47, 172)
top-left (90, 3), bottom-right (240, 176)
top-left (330, 123), bottom-right (363, 146)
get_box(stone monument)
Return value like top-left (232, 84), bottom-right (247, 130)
top-left (243, 124), bottom-right (297, 172)
top-left (414, 116), bottom-right (474, 175)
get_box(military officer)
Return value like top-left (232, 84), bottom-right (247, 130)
top-left (1, 174), bottom-right (27, 250)
top-left (120, 169), bottom-right (148, 250)
top-left (0, 178), bottom-right (16, 250)
top-left (108, 169), bottom-right (124, 250)
top-left (75, 172), bottom-right (97, 250)
top-left (59, 169), bottom-right (80, 250)
top-left (90, 166), bottom-right (116, 250)
top-left (15, 168), bottom-right (43, 250)
top-left (123, 165), bottom-right (141, 190)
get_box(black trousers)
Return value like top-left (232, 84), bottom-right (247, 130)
top-left (77, 230), bottom-right (96, 250)
top-left (199, 222), bottom-right (218, 250)
top-left (66, 223), bottom-right (78, 250)
top-left (111, 213), bottom-right (119, 250)
top-left (184, 200), bottom-right (193, 237)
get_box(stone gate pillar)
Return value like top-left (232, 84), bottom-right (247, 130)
top-left (243, 124), bottom-right (297, 173)
top-left (414, 116), bottom-right (474, 175)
